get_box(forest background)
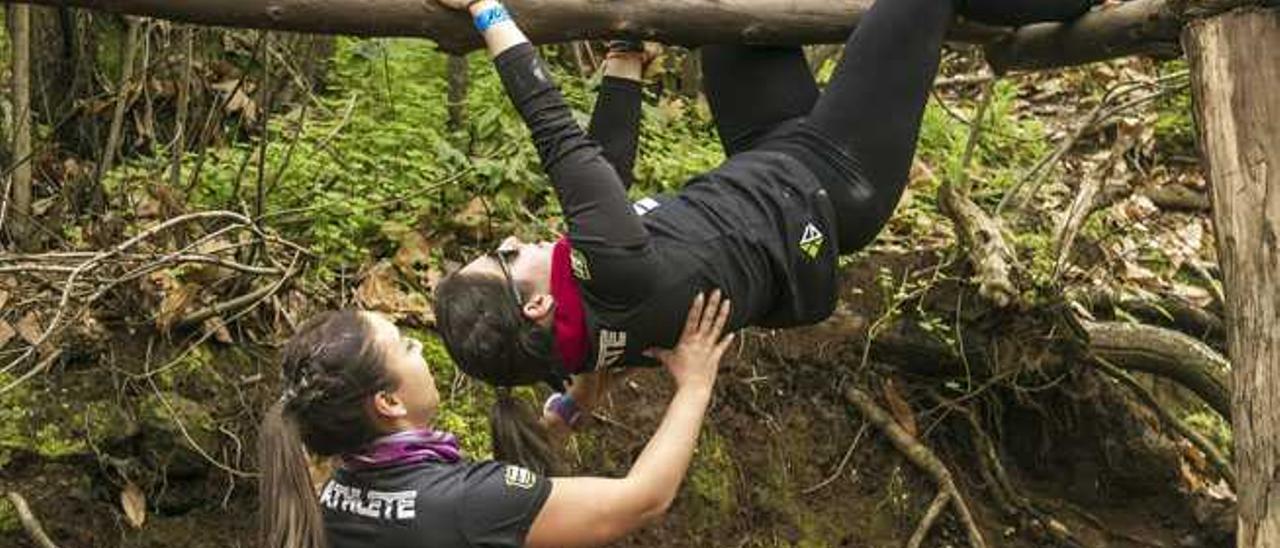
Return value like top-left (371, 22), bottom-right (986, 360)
top-left (0, 4), bottom-right (1246, 547)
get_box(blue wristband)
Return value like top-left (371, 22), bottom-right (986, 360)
top-left (473, 4), bottom-right (512, 33)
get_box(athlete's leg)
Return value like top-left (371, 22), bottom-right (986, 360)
top-left (701, 45), bottom-right (820, 156)
top-left (806, 0), bottom-right (1094, 252)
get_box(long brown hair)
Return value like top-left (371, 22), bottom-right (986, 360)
top-left (258, 310), bottom-right (398, 548)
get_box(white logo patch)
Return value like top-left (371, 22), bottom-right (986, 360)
top-left (504, 465), bottom-right (537, 490)
top-left (632, 197), bottom-right (661, 216)
top-left (799, 222), bottom-right (825, 260)
top-left (596, 330), bottom-right (627, 369)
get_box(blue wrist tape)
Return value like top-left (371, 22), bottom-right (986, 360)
top-left (473, 4), bottom-right (512, 33)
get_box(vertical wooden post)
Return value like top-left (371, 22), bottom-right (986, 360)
top-left (1184, 8), bottom-right (1280, 547)
top-left (8, 3), bottom-right (32, 246)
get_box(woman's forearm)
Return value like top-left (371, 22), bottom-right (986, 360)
top-left (622, 384), bottom-right (713, 516)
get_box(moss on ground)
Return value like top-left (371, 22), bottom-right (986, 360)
top-left (685, 428), bottom-right (738, 532)
top-left (0, 373), bottom-right (137, 463)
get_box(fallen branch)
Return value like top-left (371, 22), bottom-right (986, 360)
top-left (844, 386), bottom-right (988, 548)
top-left (5, 491), bottom-right (61, 548)
top-left (1, 211), bottom-right (254, 374)
top-left (907, 491), bottom-right (951, 548)
top-left (940, 182), bottom-right (1018, 308)
top-left (937, 81), bottom-right (1018, 309)
top-left (177, 256), bottom-right (302, 328)
top-left (1081, 319), bottom-right (1231, 420)
top-left (1052, 121), bottom-right (1140, 283)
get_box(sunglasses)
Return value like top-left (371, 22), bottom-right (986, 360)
top-left (492, 246), bottom-right (524, 308)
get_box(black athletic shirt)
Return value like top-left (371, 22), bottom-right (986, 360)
top-left (496, 44), bottom-right (839, 372)
top-left (321, 460), bottom-right (551, 548)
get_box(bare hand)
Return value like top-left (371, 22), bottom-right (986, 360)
top-left (644, 291), bottom-right (734, 392)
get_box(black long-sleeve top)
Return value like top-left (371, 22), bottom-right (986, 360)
top-left (495, 44), bottom-right (839, 371)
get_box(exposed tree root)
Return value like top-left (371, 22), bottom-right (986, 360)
top-left (844, 386), bottom-right (988, 548)
top-left (907, 491), bottom-right (951, 548)
top-left (1072, 287), bottom-right (1225, 346)
top-left (5, 491), bottom-right (61, 548)
top-left (1081, 319), bottom-right (1231, 419)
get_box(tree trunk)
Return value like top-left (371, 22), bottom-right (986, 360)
top-left (1184, 7), bottom-right (1280, 547)
top-left (8, 3), bottom-right (33, 247)
top-left (2, 0), bottom-right (1268, 71)
top-left (99, 16), bottom-right (141, 183)
top-left (446, 54), bottom-right (468, 132)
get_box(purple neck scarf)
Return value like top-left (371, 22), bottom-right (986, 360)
top-left (342, 429), bottom-right (463, 471)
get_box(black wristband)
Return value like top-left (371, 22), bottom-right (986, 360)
top-left (606, 39), bottom-right (644, 54)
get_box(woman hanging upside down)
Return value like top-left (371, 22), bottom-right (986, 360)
top-left (433, 0), bottom-right (1097, 467)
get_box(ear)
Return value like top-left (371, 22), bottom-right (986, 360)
top-left (521, 293), bottom-right (555, 327)
top-left (371, 389), bottom-right (409, 420)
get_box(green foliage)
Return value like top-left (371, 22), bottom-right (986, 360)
top-left (1153, 61), bottom-right (1196, 156)
top-left (1183, 411), bottom-right (1232, 459)
top-left (918, 80), bottom-right (1050, 202)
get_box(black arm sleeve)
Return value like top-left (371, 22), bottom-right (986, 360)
top-left (494, 43), bottom-right (648, 249)
top-left (587, 76), bottom-right (643, 191)
top-left (495, 44), bottom-right (661, 307)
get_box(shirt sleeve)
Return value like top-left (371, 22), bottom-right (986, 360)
top-left (494, 43), bottom-right (659, 306)
top-left (457, 461), bottom-right (553, 547)
top-left (493, 43), bottom-right (649, 249)
top-left (587, 76), bottom-right (643, 191)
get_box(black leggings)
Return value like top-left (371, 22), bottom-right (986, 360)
top-left (702, 0), bottom-right (1093, 253)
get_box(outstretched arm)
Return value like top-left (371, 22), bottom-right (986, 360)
top-left (587, 43), bottom-right (645, 190)
top-left (527, 292), bottom-right (734, 548)
top-left (464, 0), bottom-right (649, 250)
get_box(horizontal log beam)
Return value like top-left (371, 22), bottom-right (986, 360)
top-left (0, 0), bottom-right (1265, 70)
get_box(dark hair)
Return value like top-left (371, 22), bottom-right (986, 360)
top-left (434, 271), bottom-right (561, 474)
top-left (433, 271), bottom-right (559, 387)
top-left (258, 310), bottom-right (398, 548)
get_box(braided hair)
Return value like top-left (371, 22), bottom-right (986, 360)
top-left (259, 310), bottom-right (398, 548)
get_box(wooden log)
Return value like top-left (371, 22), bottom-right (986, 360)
top-left (1184, 7), bottom-right (1280, 546)
top-left (0, 0), bottom-right (1264, 70)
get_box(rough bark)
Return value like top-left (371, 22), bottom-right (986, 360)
top-left (1184, 7), bottom-right (1280, 547)
top-left (0, 0), bottom-right (1266, 71)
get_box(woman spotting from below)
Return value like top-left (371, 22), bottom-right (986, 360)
top-left (259, 292), bottom-right (734, 548)
top-left (432, 0), bottom-right (1098, 463)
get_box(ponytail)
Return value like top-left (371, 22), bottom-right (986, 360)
top-left (259, 401), bottom-right (327, 548)
top-left (489, 388), bottom-right (562, 475)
